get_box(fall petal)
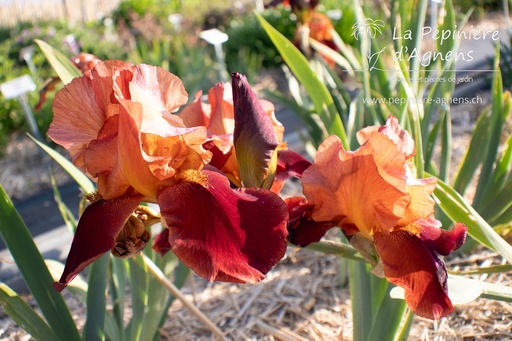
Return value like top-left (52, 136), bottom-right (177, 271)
top-left (53, 194), bottom-right (143, 292)
top-left (232, 73), bottom-right (279, 189)
top-left (374, 231), bottom-right (454, 320)
top-left (153, 228), bottom-right (172, 256)
top-left (157, 169), bottom-right (288, 283)
top-left (275, 149), bottom-right (312, 182)
top-left (285, 197), bottom-right (336, 247)
top-left (420, 221), bottom-right (467, 256)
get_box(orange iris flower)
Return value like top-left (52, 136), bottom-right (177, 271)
top-left (49, 61), bottom-right (290, 290)
top-left (286, 116), bottom-right (467, 320)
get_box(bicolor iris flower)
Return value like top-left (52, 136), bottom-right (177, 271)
top-left (286, 116), bottom-right (467, 320)
top-left (48, 61), bottom-right (289, 291)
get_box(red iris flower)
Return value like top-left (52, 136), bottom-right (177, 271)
top-left (49, 61), bottom-right (289, 291)
top-left (286, 116), bottom-right (467, 320)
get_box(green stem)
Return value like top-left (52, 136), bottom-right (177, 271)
top-left (301, 240), bottom-right (365, 262)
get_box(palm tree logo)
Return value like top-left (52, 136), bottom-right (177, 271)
top-left (351, 18), bottom-right (386, 71)
top-left (351, 18), bottom-right (385, 40)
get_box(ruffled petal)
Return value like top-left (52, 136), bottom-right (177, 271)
top-left (48, 74), bottom-right (109, 170)
top-left (302, 135), bottom-right (408, 238)
top-left (157, 168), bottom-right (288, 283)
top-left (357, 116), bottom-right (416, 160)
top-left (374, 230), bottom-right (454, 320)
top-left (232, 73), bottom-right (279, 189)
top-left (53, 194), bottom-right (143, 292)
top-left (129, 64), bottom-right (189, 115)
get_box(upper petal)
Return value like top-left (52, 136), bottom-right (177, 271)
top-left (302, 135), bottom-right (408, 238)
top-left (357, 116), bottom-right (416, 160)
top-left (374, 230), bottom-right (454, 320)
top-left (53, 194), bottom-right (143, 292)
top-left (157, 168), bottom-right (288, 283)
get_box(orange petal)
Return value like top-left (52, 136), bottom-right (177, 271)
top-left (179, 90), bottom-right (211, 128)
top-left (302, 135), bottom-right (409, 238)
top-left (399, 174), bottom-right (437, 226)
top-left (49, 75), bottom-right (110, 170)
top-left (208, 82), bottom-right (235, 136)
top-left (357, 116), bottom-right (416, 160)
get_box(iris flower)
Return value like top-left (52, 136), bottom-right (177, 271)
top-left (286, 116), bottom-right (467, 320)
top-left (49, 61), bottom-right (289, 290)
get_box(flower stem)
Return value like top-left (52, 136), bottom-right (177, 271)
top-left (141, 253), bottom-right (226, 340)
top-left (301, 240), bottom-right (366, 262)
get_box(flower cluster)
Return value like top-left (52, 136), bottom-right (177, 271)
top-left (49, 60), bottom-right (466, 320)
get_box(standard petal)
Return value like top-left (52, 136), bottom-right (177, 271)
top-left (357, 116), bottom-right (416, 160)
top-left (179, 90), bottom-right (211, 128)
top-left (130, 64), bottom-right (189, 115)
top-left (53, 194), bottom-right (143, 292)
top-left (208, 82), bottom-right (235, 136)
top-left (157, 169), bottom-right (288, 283)
top-left (374, 230), bottom-right (454, 320)
top-left (302, 135), bottom-right (408, 238)
top-left (48, 75), bottom-right (109, 170)
top-left (232, 73), bottom-right (279, 189)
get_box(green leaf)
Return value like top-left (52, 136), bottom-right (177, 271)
top-left (431, 175), bottom-right (512, 264)
top-left (127, 255), bottom-right (148, 341)
top-left (35, 39), bottom-right (82, 84)
top-left (32, 136), bottom-right (95, 194)
top-left (0, 185), bottom-right (81, 341)
top-left (256, 12), bottom-right (349, 148)
top-left (83, 253), bottom-right (110, 341)
top-left (51, 176), bottom-right (77, 233)
top-left (0, 283), bottom-right (58, 341)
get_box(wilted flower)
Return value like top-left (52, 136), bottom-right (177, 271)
top-left (286, 116), bottom-right (467, 320)
top-left (49, 61), bottom-right (289, 291)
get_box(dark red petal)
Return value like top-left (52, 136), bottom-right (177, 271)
top-left (232, 73), bottom-right (279, 189)
top-left (53, 194), bottom-right (142, 292)
top-left (374, 231), bottom-right (454, 320)
top-left (157, 169), bottom-right (288, 283)
top-left (420, 221), bottom-right (468, 256)
top-left (152, 228), bottom-right (171, 256)
top-left (285, 197), bottom-right (336, 247)
top-left (275, 150), bottom-right (312, 182)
